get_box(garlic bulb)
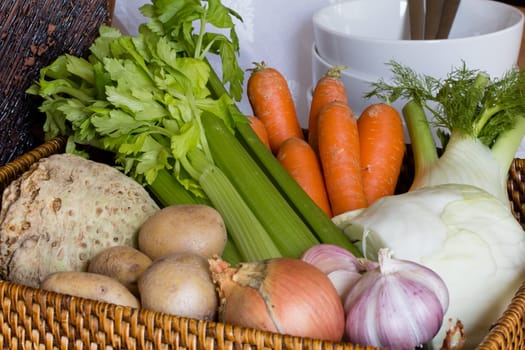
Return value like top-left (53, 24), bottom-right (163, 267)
top-left (344, 248), bottom-right (449, 350)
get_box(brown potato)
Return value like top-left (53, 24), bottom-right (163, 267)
top-left (88, 245), bottom-right (152, 296)
top-left (138, 253), bottom-right (218, 320)
top-left (41, 271), bottom-right (140, 308)
top-left (138, 204), bottom-right (227, 260)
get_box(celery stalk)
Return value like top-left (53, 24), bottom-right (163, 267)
top-left (199, 164), bottom-right (281, 262)
top-left (221, 238), bottom-right (242, 265)
top-left (147, 169), bottom-right (210, 207)
top-left (202, 113), bottom-right (319, 258)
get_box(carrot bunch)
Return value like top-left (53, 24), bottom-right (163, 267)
top-left (310, 68), bottom-right (406, 216)
top-left (246, 62), bottom-right (406, 218)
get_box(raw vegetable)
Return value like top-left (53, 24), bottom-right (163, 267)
top-left (357, 103), bottom-right (406, 204)
top-left (301, 243), bottom-right (375, 301)
top-left (277, 137), bottom-right (332, 217)
top-left (138, 204), bottom-right (227, 260)
top-left (28, 0), bottom-right (359, 262)
top-left (41, 271), bottom-right (140, 308)
top-left (334, 62), bottom-right (525, 348)
top-left (318, 101), bottom-right (367, 215)
top-left (148, 169), bottom-right (210, 207)
top-left (247, 115), bottom-right (271, 150)
top-left (140, 0), bottom-right (244, 102)
top-left (308, 65), bottom-right (348, 153)
top-left (88, 245), bottom-right (153, 296)
top-left (247, 61), bottom-right (304, 154)
top-left (0, 153), bottom-right (159, 288)
top-left (344, 249), bottom-right (449, 350)
top-left (202, 114), bottom-right (319, 258)
top-left (138, 253), bottom-right (218, 321)
top-left (209, 256), bottom-right (345, 342)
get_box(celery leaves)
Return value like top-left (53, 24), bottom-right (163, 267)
top-left (139, 0), bottom-right (244, 101)
top-left (28, 24), bottom-right (240, 198)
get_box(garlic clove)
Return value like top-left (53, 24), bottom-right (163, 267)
top-left (301, 243), bottom-right (363, 274)
top-left (327, 269), bottom-right (361, 302)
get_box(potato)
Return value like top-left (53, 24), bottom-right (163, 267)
top-left (88, 245), bottom-right (152, 296)
top-left (41, 271), bottom-right (140, 308)
top-left (138, 253), bottom-right (218, 320)
top-left (0, 153), bottom-right (160, 288)
top-left (138, 204), bottom-right (227, 260)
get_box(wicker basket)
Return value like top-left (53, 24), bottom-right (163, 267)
top-left (0, 137), bottom-right (524, 350)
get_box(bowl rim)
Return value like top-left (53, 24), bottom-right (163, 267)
top-left (311, 43), bottom-right (379, 81)
top-left (313, 0), bottom-right (525, 45)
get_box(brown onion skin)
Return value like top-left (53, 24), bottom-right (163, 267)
top-left (211, 257), bottom-right (345, 342)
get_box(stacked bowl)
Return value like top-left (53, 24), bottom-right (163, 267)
top-left (310, 0), bottom-right (524, 120)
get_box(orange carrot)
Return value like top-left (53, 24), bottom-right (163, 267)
top-left (277, 137), bottom-right (333, 217)
top-left (247, 115), bottom-right (271, 150)
top-left (357, 103), bottom-right (406, 204)
top-left (247, 61), bottom-right (304, 154)
top-left (317, 100), bottom-right (367, 215)
top-left (308, 66), bottom-right (348, 154)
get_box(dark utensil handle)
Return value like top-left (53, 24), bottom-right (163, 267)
top-left (436, 0), bottom-right (461, 39)
top-left (425, 0), bottom-right (444, 39)
top-left (408, 0), bottom-right (425, 40)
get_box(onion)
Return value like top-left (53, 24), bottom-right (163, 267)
top-left (344, 248), bottom-right (449, 349)
top-left (209, 257), bottom-right (345, 341)
top-left (301, 243), bottom-right (377, 302)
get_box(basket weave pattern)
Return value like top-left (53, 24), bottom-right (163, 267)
top-left (0, 137), bottom-right (524, 350)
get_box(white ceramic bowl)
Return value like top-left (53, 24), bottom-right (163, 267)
top-left (313, 0), bottom-right (524, 80)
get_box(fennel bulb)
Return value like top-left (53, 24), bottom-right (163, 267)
top-left (334, 63), bottom-right (525, 348)
top-left (333, 184), bottom-right (525, 349)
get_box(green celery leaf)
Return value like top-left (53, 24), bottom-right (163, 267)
top-left (90, 26), bottom-right (123, 61)
top-left (91, 110), bottom-right (150, 137)
top-left (105, 85), bottom-right (168, 121)
top-left (103, 58), bottom-right (154, 90)
top-left (206, 0), bottom-right (237, 28)
top-left (65, 56), bottom-right (95, 84)
top-left (170, 119), bottom-right (201, 160)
